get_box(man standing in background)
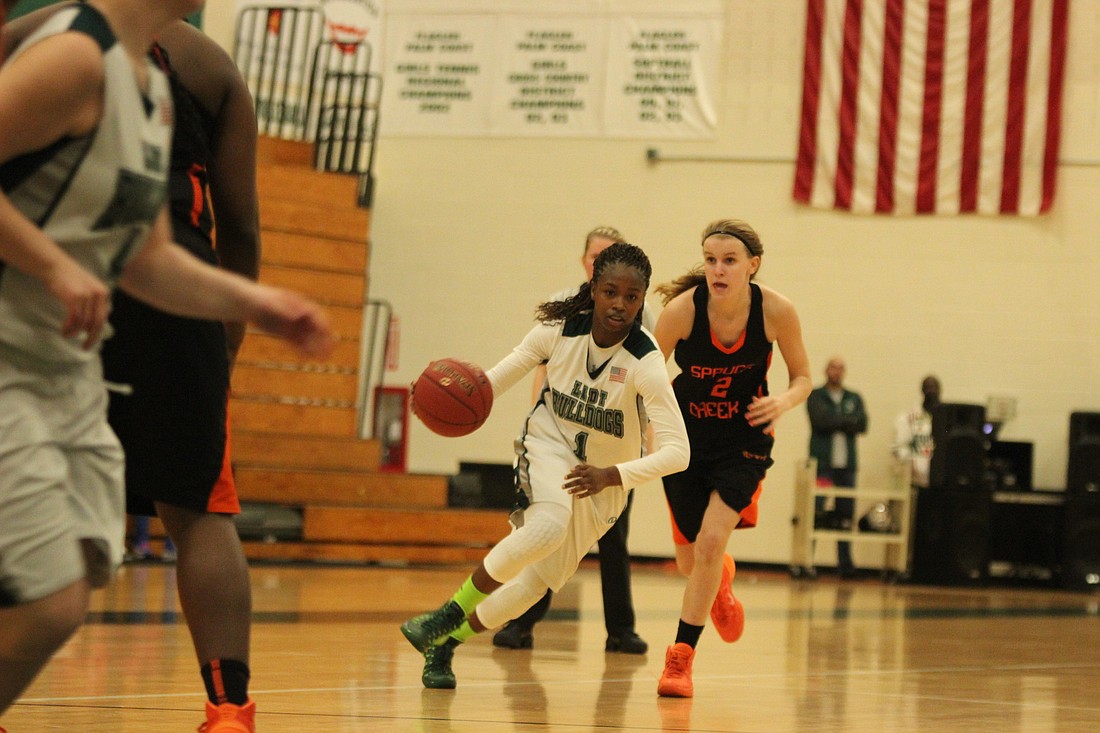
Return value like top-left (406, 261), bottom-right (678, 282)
top-left (807, 356), bottom-right (867, 578)
top-left (893, 375), bottom-right (941, 488)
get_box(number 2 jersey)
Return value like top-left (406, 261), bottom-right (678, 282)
top-left (671, 283), bottom-right (775, 462)
top-left (486, 313), bottom-right (689, 492)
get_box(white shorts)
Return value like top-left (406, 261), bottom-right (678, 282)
top-left (513, 434), bottom-right (629, 592)
top-left (0, 353), bottom-right (125, 606)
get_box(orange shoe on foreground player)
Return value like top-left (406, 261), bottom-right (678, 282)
top-left (657, 643), bottom-right (696, 697)
top-left (198, 700), bottom-right (256, 732)
top-left (710, 553), bottom-right (744, 643)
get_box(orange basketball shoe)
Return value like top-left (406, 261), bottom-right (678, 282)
top-left (657, 642), bottom-right (696, 698)
top-left (198, 700), bottom-right (256, 733)
top-left (710, 553), bottom-right (744, 643)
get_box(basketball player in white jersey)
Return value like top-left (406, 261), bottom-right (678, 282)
top-left (0, 2), bottom-right (334, 726)
top-left (400, 243), bottom-right (690, 689)
top-left (494, 225), bottom-right (653, 654)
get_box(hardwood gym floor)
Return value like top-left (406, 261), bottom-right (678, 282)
top-left (3, 560), bottom-right (1097, 732)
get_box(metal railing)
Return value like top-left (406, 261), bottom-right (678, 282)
top-left (356, 298), bottom-right (394, 440)
top-left (233, 4), bottom-right (325, 139)
top-left (233, 4), bottom-right (381, 202)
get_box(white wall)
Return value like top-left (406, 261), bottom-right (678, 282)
top-left (208, 1), bottom-right (1100, 567)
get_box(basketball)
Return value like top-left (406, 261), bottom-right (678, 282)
top-left (411, 358), bottom-right (493, 437)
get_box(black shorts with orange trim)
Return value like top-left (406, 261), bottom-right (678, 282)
top-left (662, 446), bottom-right (773, 544)
top-left (102, 284), bottom-right (237, 517)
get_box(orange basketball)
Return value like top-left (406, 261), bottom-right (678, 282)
top-left (411, 358), bottom-right (493, 437)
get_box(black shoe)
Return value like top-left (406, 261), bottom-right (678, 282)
top-left (838, 565), bottom-right (858, 579)
top-left (606, 631), bottom-right (648, 655)
top-left (401, 601), bottom-right (467, 653)
top-left (422, 637), bottom-right (459, 689)
top-left (492, 621), bottom-right (534, 649)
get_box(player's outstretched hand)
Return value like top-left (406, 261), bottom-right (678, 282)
top-left (45, 257), bottom-right (110, 349)
top-left (251, 286), bottom-right (337, 359)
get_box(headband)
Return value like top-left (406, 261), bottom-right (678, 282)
top-left (705, 229), bottom-right (753, 250)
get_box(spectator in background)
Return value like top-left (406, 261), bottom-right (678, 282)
top-left (124, 515), bottom-right (177, 562)
top-left (892, 375), bottom-right (941, 487)
top-left (806, 356), bottom-right (867, 578)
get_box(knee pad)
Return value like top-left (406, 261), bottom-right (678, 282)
top-left (483, 502), bottom-right (570, 582)
top-left (475, 567), bottom-right (547, 630)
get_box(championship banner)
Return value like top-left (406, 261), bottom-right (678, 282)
top-left (380, 14), bottom-right (497, 136)
top-left (489, 17), bottom-right (606, 137)
top-left (603, 15), bottom-right (722, 138)
top-left (380, 4), bottom-right (723, 139)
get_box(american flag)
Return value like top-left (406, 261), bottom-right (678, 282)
top-left (610, 366), bottom-right (628, 384)
top-left (793, 0), bottom-right (1068, 215)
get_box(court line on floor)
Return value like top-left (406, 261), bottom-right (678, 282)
top-left (18, 659), bottom-right (1100, 706)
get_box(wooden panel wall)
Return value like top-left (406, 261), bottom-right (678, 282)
top-left (219, 137), bottom-right (486, 565)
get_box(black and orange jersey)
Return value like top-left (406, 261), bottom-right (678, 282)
top-left (671, 283), bottom-right (774, 457)
top-left (151, 42), bottom-right (217, 264)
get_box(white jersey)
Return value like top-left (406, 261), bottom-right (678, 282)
top-left (487, 313), bottom-right (689, 492)
top-left (893, 405), bottom-right (934, 487)
top-left (0, 4), bottom-right (172, 366)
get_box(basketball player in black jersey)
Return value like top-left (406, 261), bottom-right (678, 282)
top-left (652, 219), bottom-right (811, 697)
top-left (100, 21), bottom-right (265, 733)
top-left (7, 6), bottom-right (264, 730)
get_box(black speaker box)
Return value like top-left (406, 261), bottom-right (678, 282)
top-left (1061, 494), bottom-right (1100, 591)
top-left (1069, 411), bottom-right (1100, 446)
top-left (989, 498), bottom-right (1063, 576)
top-left (987, 440), bottom-right (1034, 491)
top-left (448, 462), bottom-right (516, 509)
top-left (932, 402), bottom-right (987, 442)
top-left (910, 488), bottom-right (992, 585)
top-left (1067, 412), bottom-right (1100, 496)
top-left (929, 403), bottom-right (987, 490)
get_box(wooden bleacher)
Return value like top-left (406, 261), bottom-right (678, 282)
top-left (219, 137), bottom-right (509, 565)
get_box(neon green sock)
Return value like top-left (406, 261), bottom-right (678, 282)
top-left (451, 576), bottom-right (490, 615)
top-left (449, 620), bottom-right (478, 643)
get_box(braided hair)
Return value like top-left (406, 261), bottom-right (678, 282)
top-left (655, 219), bottom-right (764, 305)
top-left (536, 242), bottom-right (652, 324)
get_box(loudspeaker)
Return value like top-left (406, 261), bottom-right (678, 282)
top-left (987, 440), bottom-right (1034, 492)
top-left (910, 488), bottom-right (992, 585)
top-left (1061, 494), bottom-right (1100, 590)
top-left (448, 462), bottom-right (516, 509)
top-left (989, 498), bottom-right (1062, 574)
top-left (1067, 412), bottom-right (1100, 496)
top-left (929, 403), bottom-right (987, 489)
